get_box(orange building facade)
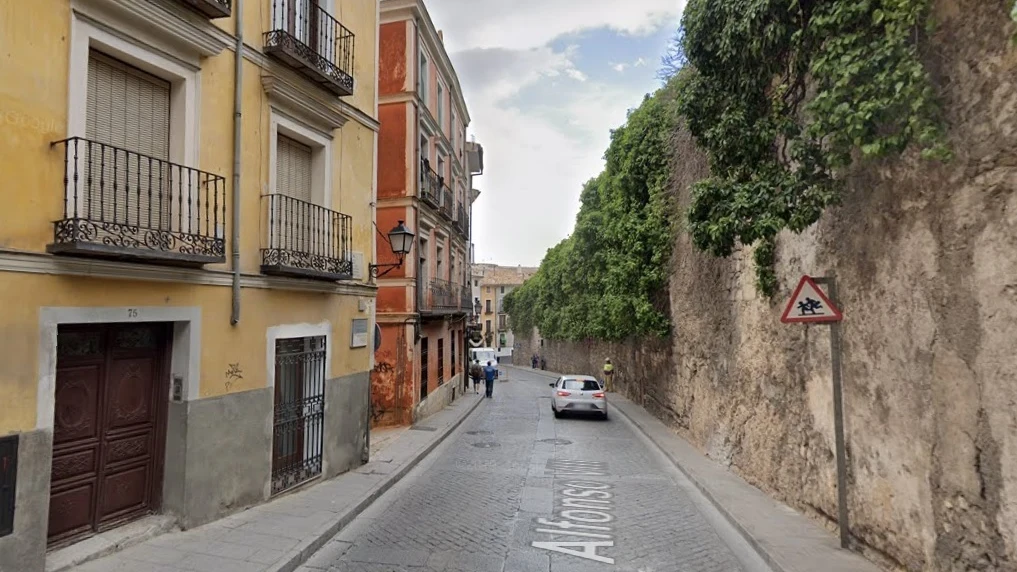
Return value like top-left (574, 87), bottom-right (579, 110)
top-left (372, 0), bottom-right (483, 426)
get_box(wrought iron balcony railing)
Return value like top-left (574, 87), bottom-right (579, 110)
top-left (261, 194), bottom-right (353, 281)
top-left (48, 137), bottom-right (226, 265)
top-left (439, 186), bottom-right (454, 220)
top-left (174, 0), bottom-right (232, 18)
top-left (419, 159), bottom-right (442, 210)
top-left (264, 0), bottom-right (355, 96)
top-left (419, 278), bottom-right (471, 315)
top-left (454, 204), bottom-right (469, 237)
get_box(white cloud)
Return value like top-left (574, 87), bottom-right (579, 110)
top-left (421, 2), bottom-right (682, 265)
top-left (611, 62), bottom-right (628, 72)
top-left (425, 0), bottom-right (684, 52)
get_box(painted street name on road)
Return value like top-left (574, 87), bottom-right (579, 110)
top-left (532, 459), bottom-right (615, 564)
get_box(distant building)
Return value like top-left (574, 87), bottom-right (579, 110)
top-left (476, 264), bottom-right (538, 352)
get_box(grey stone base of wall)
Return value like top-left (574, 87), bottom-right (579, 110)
top-left (414, 373), bottom-right (463, 422)
top-left (5, 373), bottom-right (372, 572)
top-left (323, 371), bottom-right (370, 479)
top-left (0, 428), bottom-right (52, 572)
top-left (164, 387), bottom-right (274, 530)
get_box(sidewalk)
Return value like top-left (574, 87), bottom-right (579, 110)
top-left (504, 365), bottom-right (881, 572)
top-left (62, 394), bottom-right (485, 572)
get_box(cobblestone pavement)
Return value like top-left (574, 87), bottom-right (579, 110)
top-left (302, 369), bottom-right (771, 572)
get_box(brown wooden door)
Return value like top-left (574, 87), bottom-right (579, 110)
top-left (48, 323), bottom-right (169, 547)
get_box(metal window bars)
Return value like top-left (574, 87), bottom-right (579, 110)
top-left (261, 194), bottom-right (353, 280)
top-left (49, 137), bottom-right (226, 264)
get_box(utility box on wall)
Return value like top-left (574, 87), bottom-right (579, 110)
top-left (0, 434), bottom-right (17, 537)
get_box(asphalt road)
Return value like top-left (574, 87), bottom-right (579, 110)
top-left (301, 367), bottom-right (772, 572)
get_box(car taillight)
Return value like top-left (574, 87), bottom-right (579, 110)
top-left (593, 393), bottom-right (605, 399)
top-left (556, 391), bottom-right (571, 397)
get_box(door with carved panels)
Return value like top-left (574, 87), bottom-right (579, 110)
top-left (48, 323), bottom-right (170, 548)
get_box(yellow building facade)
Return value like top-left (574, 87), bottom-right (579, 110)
top-left (0, 1), bottom-right (380, 569)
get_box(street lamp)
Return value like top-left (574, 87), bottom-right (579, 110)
top-left (473, 298), bottom-right (482, 316)
top-left (369, 220), bottom-right (414, 278)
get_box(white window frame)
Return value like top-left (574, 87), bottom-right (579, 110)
top-left (437, 82), bottom-right (445, 130)
top-left (419, 50), bottom-right (429, 105)
top-left (269, 111), bottom-right (333, 208)
top-left (265, 321), bottom-right (333, 390)
top-left (67, 13), bottom-right (200, 170)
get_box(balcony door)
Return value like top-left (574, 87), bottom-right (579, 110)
top-left (85, 52), bottom-right (171, 231)
top-left (275, 135), bottom-right (315, 255)
top-left (279, 0), bottom-right (320, 49)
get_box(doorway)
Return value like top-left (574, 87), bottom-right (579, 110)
top-left (48, 323), bottom-right (170, 548)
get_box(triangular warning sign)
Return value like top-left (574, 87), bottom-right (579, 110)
top-left (781, 276), bottom-right (843, 324)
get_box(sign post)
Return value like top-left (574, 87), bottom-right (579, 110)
top-left (782, 275), bottom-right (849, 549)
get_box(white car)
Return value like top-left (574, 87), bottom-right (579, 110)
top-left (549, 375), bottom-right (607, 420)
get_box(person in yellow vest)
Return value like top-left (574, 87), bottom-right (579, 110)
top-left (602, 358), bottom-right (614, 392)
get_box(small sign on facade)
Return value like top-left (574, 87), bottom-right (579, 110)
top-left (781, 275), bottom-right (843, 323)
top-left (350, 318), bottom-right (369, 348)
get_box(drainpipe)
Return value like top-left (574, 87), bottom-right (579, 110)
top-left (230, 0), bottom-right (244, 326)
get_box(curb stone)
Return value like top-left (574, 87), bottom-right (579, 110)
top-left (269, 395), bottom-right (486, 572)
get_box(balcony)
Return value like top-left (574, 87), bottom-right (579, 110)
top-left (419, 159), bottom-right (442, 211)
top-left (48, 137), bottom-right (226, 266)
top-left (264, 0), bottom-right (355, 96)
top-left (261, 194), bottom-right (353, 281)
top-left (439, 186), bottom-right (454, 221)
top-left (174, 0), bottom-right (232, 18)
top-left (454, 204), bottom-right (469, 237)
top-left (419, 278), bottom-right (471, 316)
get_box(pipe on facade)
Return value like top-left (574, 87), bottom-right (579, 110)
top-left (230, 0), bottom-right (244, 326)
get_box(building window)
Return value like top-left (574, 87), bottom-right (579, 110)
top-left (418, 235), bottom-right (429, 284)
top-left (499, 315), bottom-right (508, 330)
top-left (500, 286), bottom-right (505, 294)
top-left (485, 320), bottom-right (492, 335)
top-left (437, 338), bottom-right (445, 385)
top-left (420, 337), bottom-right (429, 400)
top-left (419, 51), bottom-right (428, 105)
top-left (437, 154), bottom-right (446, 180)
top-left (276, 135), bottom-right (313, 201)
top-left (451, 334), bottom-right (457, 374)
top-left (271, 336), bottom-right (326, 495)
top-left (486, 299), bottom-right (491, 314)
top-left (437, 82), bottom-right (445, 129)
top-left (436, 244), bottom-right (444, 280)
top-left (84, 52), bottom-right (172, 228)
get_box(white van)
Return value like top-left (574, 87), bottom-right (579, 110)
top-left (469, 347), bottom-right (500, 378)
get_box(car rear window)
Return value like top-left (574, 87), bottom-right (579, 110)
top-left (563, 379), bottom-right (601, 391)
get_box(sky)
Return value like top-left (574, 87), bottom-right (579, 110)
top-left (423, 0), bottom-right (686, 267)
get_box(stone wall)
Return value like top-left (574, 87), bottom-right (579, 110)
top-left (522, 2), bottom-right (1017, 570)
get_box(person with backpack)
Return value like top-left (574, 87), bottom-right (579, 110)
top-left (469, 359), bottom-right (483, 394)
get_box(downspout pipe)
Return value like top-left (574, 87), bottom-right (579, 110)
top-left (230, 0), bottom-right (244, 326)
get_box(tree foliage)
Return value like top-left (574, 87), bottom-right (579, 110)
top-left (503, 81), bottom-right (680, 341)
top-left (678, 0), bottom-right (950, 296)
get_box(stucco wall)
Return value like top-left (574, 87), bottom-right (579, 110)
top-left (522, 2), bottom-right (1017, 570)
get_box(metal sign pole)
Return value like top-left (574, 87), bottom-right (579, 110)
top-left (814, 276), bottom-right (849, 549)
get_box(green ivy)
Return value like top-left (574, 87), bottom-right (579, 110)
top-left (503, 81), bottom-right (680, 341)
top-left (678, 0), bottom-right (950, 296)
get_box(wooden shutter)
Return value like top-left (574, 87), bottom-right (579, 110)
top-left (276, 135), bottom-right (313, 202)
top-left (85, 52), bottom-right (171, 230)
top-left (275, 135), bottom-right (314, 253)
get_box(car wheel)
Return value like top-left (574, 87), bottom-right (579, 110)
top-left (602, 411), bottom-right (609, 421)
top-left (553, 408), bottom-right (563, 419)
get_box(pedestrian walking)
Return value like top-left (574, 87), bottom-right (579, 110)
top-left (483, 361), bottom-right (497, 398)
top-left (531, 354), bottom-right (539, 369)
top-left (469, 360), bottom-right (483, 394)
top-left (602, 358), bottom-right (614, 392)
